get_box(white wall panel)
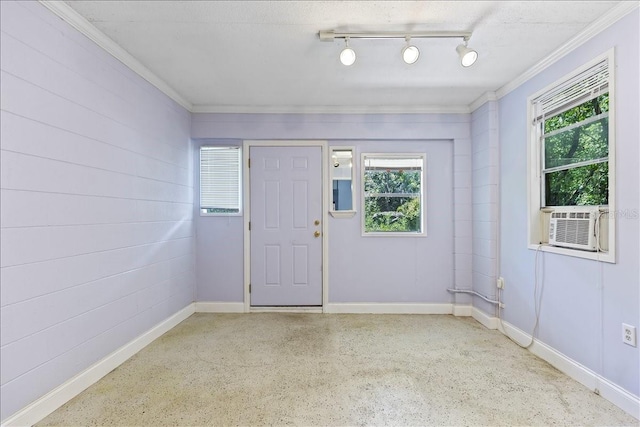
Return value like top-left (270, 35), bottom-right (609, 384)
top-left (455, 268), bottom-right (473, 288)
top-left (471, 101), bottom-right (500, 315)
top-left (453, 171), bottom-right (472, 189)
top-left (454, 237), bottom-right (473, 255)
top-left (0, 1), bottom-right (194, 421)
top-left (1, 221), bottom-right (192, 268)
top-left (133, 177), bottom-right (192, 203)
top-left (1, 238), bottom-right (192, 307)
top-left (472, 220), bottom-right (497, 241)
top-left (472, 254), bottom-right (498, 277)
top-left (1, 112), bottom-right (138, 176)
top-left (1, 34), bottom-right (138, 128)
top-left (472, 202), bottom-right (498, 223)
top-left (1, 72), bottom-right (143, 153)
top-left (453, 188), bottom-right (472, 206)
top-left (453, 155), bottom-right (472, 172)
top-left (472, 185), bottom-right (498, 204)
top-left (1, 150), bottom-right (137, 199)
top-left (0, 72), bottom-right (188, 170)
top-left (453, 137), bottom-right (471, 155)
top-left (454, 219), bottom-right (472, 238)
top-left (134, 200), bottom-right (193, 222)
top-left (0, 190), bottom-right (137, 228)
top-left (136, 155), bottom-right (190, 187)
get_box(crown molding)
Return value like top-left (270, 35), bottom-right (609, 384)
top-left (38, 1), bottom-right (193, 111)
top-left (37, 0), bottom-right (469, 116)
top-left (190, 104), bottom-right (471, 115)
top-left (495, 1), bottom-right (639, 100)
top-left (39, 0), bottom-right (637, 117)
top-left (468, 91), bottom-right (497, 112)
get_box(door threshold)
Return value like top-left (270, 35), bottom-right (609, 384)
top-left (250, 306), bottom-right (323, 314)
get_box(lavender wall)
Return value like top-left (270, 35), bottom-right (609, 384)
top-left (330, 140), bottom-right (453, 302)
top-left (192, 114), bottom-right (473, 305)
top-left (0, 1), bottom-right (195, 420)
top-left (471, 101), bottom-right (499, 314)
top-left (193, 140), bottom-right (244, 302)
top-left (498, 10), bottom-right (639, 396)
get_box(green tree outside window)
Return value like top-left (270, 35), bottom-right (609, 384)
top-left (363, 155), bottom-right (424, 233)
top-left (542, 93), bottom-right (609, 206)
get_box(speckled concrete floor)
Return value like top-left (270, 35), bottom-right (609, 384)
top-left (39, 313), bottom-right (637, 426)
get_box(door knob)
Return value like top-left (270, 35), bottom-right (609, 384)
top-left (314, 231), bottom-right (321, 238)
top-left (314, 220), bottom-right (320, 226)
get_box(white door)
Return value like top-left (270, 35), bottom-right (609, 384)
top-left (250, 146), bottom-right (323, 306)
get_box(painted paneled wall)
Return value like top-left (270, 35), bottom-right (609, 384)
top-left (329, 140), bottom-right (453, 303)
top-left (192, 114), bottom-right (473, 306)
top-left (498, 10), bottom-right (639, 396)
top-left (193, 140), bottom-right (244, 302)
top-left (471, 101), bottom-right (499, 314)
top-left (0, 1), bottom-right (195, 420)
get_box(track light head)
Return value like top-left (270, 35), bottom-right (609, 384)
top-left (456, 42), bottom-right (478, 67)
top-left (340, 37), bottom-right (356, 66)
top-left (401, 37), bottom-right (420, 64)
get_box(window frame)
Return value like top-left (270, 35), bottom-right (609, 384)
top-left (199, 145), bottom-right (242, 217)
top-left (527, 50), bottom-right (615, 262)
top-left (329, 146), bottom-right (357, 218)
top-left (361, 152), bottom-right (427, 237)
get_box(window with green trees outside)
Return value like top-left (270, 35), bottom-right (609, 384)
top-left (542, 93), bottom-right (609, 207)
top-left (362, 154), bottom-right (425, 234)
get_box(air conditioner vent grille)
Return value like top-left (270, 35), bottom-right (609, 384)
top-left (554, 219), bottom-right (591, 245)
top-left (548, 208), bottom-right (598, 251)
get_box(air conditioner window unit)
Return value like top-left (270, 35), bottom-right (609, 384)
top-left (548, 207), bottom-right (599, 251)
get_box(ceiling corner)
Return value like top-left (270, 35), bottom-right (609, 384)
top-left (495, 1), bottom-right (638, 100)
top-left (38, 0), bottom-right (194, 112)
top-left (469, 92), bottom-right (498, 113)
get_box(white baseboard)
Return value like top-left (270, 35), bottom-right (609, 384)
top-left (250, 306), bottom-right (323, 313)
top-left (453, 304), bottom-right (472, 316)
top-left (498, 317), bottom-right (640, 420)
top-left (1, 303), bottom-right (195, 427)
top-left (194, 302), bottom-right (245, 313)
top-left (471, 306), bottom-right (499, 329)
top-left (324, 303), bottom-right (453, 314)
top-left (195, 302), bottom-right (470, 316)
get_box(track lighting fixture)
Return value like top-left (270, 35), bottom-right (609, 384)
top-left (401, 37), bottom-right (420, 65)
top-left (456, 41), bottom-right (478, 67)
top-left (319, 30), bottom-right (478, 68)
top-left (339, 37), bottom-right (356, 66)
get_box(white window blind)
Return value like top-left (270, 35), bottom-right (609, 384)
top-left (200, 146), bottom-right (241, 214)
top-left (533, 59), bottom-right (608, 121)
top-left (364, 157), bottom-right (423, 171)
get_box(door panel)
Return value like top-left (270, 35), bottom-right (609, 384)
top-left (250, 146), bottom-right (322, 306)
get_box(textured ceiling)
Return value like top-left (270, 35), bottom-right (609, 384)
top-left (63, 0), bottom-right (624, 112)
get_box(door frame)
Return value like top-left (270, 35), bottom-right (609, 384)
top-left (243, 140), bottom-right (329, 313)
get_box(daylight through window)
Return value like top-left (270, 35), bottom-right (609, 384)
top-left (362, 154), bottom-right (425, 234)
top-left (535, 59), bottom-right (610, 207)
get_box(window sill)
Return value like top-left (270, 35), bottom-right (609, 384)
top-left (363, 231), bottom-right (426, 238)
top-left (200, 212), bottom-right (243, 217)
top-left (527, 244), bottom-right (615, 263)
top-left (330, 210), bottom-right (356, 218)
